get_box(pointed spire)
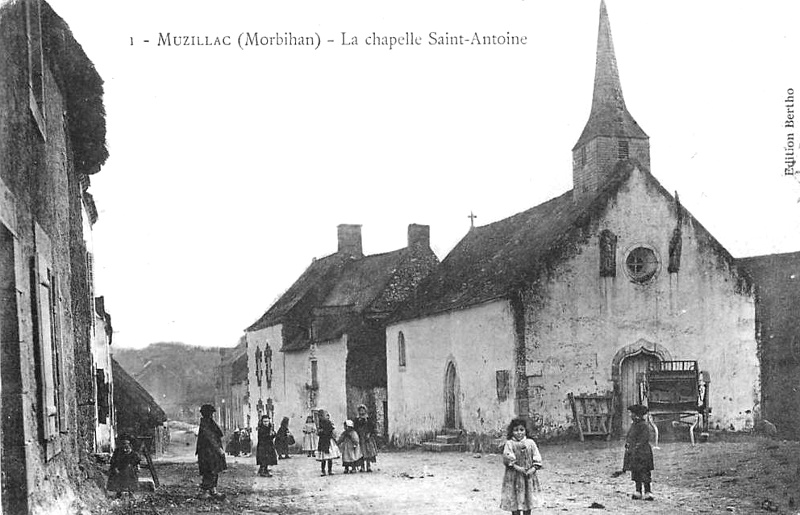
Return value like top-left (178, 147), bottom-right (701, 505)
top-left (573, 0), bottom-right (647, 149)
top-left (591, 1), bottom-right (624, 118)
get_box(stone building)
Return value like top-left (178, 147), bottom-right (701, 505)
top-left (93, 296), bottom-right (116, 452)
top-left (739, 251), bottom-right (800, 439)
top-left (245, 224), bottom-right (438, 443)
top-left (0, 0), bottom-right (110, 512)
top-left (385, 1), bottom-right (759, 445)
top-left (215, 336), bottom-right (249, 432)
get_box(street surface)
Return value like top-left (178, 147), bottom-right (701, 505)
top-left (88, 434), bottom-right (799, 514)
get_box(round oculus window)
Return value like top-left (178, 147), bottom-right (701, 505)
top-left (625, 247), bottom-right (658, 283)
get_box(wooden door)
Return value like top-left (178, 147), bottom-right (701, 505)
top-left (620, 353), bottom-right (659, 432)
top-left (444, 362), bottom-right (458, 428)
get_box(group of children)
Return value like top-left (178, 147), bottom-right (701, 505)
top-left (224, 427), bottom-right (252, 456)
top-left (107, 403), bottom-right (654, 510)
top-left (500, 404), bottom-right (655, 514)
top-left (255, 404), bottom-right (379, 478)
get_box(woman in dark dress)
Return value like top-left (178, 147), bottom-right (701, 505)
top-left (196, 404), bottom-right (227, 500)
top-left (275, 416), bottom-right (292, 459)
top-left (256, 415), bottom-right (278, 477)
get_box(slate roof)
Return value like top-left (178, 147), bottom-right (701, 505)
top-left (393, 162), bottom-right (748, 322)
top-left (573, 0), bottom-right (647, 149)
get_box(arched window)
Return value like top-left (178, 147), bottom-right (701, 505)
top-left (398, 332), bottom-right (407, 367)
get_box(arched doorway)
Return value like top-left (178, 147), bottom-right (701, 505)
top-left (444, 362), bottom-right (459, 429)
top-left (620, 352), bottom-right (660, 432)
top-left (612, 339), bottom-right (672, 434)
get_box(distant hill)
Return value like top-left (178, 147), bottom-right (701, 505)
top-left (113, 342), bottom-right (227, 422)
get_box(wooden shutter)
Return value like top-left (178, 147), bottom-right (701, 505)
top-left (32, 223), bottom-right (61, 459)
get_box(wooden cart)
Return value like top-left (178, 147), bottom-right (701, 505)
top-left (568, 392), bottom-right (615, 441)
top-left (637, 360), bottom-right (711, 446)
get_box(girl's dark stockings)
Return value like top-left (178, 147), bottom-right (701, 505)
top-left (319, 459), bottom-right (334, 475)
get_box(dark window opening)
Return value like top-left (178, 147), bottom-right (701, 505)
top-left (618, 140), bottom-right (629, 160)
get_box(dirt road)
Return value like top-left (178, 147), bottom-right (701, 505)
top-left (89, 435), bottom-right (800, 514)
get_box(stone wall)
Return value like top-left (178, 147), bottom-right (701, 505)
top-left (0, 2), bottom-right (101, 511)
top-left (525, 167), bottom-right (758, 436)
top-left (386, 300), bottom-right (517, 445)
top-left (247, 326), bottom-right (348, 446)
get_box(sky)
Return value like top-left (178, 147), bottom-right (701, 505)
top-left (45, 0), bottom-right (800, 349)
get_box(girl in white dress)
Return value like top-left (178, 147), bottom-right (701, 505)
top-left (500, 418), bottom-right (543, 515)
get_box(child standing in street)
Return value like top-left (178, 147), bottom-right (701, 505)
top-left (302, 415), bottom-right (318, 457)
top-left (337, 419), bottom-right (363, 474)
top-left (316, 409), bottom-right (340, 476)
top-left (107, 437), bottom-right (140, 497)
top-left (622, 404), bottom-right (654, 501)
top-left (354, 404), bottom-right (378, 472)
top-left (275, 416), bottom-right (292, 459)
top-left (256, 415), bottom-right (277, 477)
top-left (500, 418), bottom-right (543, 515)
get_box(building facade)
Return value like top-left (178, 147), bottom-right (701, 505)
top-left (215, 337), bottom-right (249, 433)
top-left (385, 1), bottom-right (759, 445)
top-left (246, 224), bottom-right (438, 446)
top-left (0, 0), bottom-right (109, 511)
top-left (740, 252), bottom-right (800, 439)
top-left (93, 296), bottom-right (116, 452)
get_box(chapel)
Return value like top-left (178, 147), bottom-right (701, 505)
top-left (384, 1), bottom-right (759, 445)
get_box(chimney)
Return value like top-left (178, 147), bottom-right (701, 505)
top-left (407, 224), bottom-right (430, 249)
top-left (337, 224), bottom-right (363, 258)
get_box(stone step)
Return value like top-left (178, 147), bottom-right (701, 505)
top-left (435, 434), bottom-right (461, 444)
top-left (421, 441), bottom-right (466, 452)
top-left (440, 428), bottom-right (463, 436)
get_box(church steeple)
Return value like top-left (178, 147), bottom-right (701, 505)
top-left (572, 0), bottom-right (649, 201)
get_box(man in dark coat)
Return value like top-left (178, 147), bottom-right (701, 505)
top-left (196, 404), bottom-right (227, 500)
top-left (622, 404), bottom-right (654, 501)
